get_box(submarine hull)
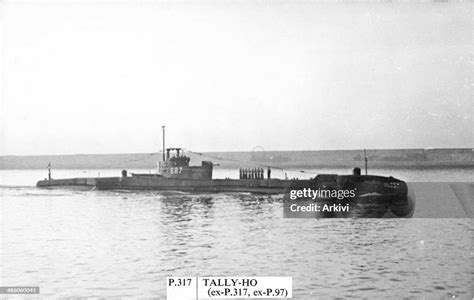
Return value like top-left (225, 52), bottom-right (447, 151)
top-left (37, 177), bottom-right (294, 194)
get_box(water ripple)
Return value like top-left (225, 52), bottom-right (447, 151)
top-left (0, 187), bottom-right (472, 298)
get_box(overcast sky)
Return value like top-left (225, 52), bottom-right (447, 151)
top-left (1, 0), bottom-right (472, 155)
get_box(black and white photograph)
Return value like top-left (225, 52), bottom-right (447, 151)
top-left (0, 0), bottom-right (472, 298)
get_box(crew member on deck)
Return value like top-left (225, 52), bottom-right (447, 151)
top-left (353, 167), bottom-right (361, 176)
top-left (267, 167), bottom-right (271, 179)
top-left (48, 162), bottom-right (51, 181)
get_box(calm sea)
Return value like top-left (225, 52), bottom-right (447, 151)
top-left (1, 168), bottom-right (473, 299)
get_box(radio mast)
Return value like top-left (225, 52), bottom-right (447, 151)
top-left (162, 126), bottom-right (166, 161)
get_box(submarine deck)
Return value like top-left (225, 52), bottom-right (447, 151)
top-left (36, 176), bottom-right (301, 194)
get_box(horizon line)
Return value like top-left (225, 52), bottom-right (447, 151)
top-left (1, 147), bottom-right (473, 157)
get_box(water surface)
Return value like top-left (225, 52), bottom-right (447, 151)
top-left (0, 169), bottom-right (473, 298)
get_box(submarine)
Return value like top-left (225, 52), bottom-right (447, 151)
top-left (36, 127), bottom-right (415, 218)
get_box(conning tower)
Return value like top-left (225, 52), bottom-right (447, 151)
top-left (158, 127), bottom-right (213, 180)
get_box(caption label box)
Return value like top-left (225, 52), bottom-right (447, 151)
top-left (167, 277), bottom-right (292, 299)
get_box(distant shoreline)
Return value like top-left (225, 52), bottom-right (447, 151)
top-left (1, 148), bottom-right (472, 170)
